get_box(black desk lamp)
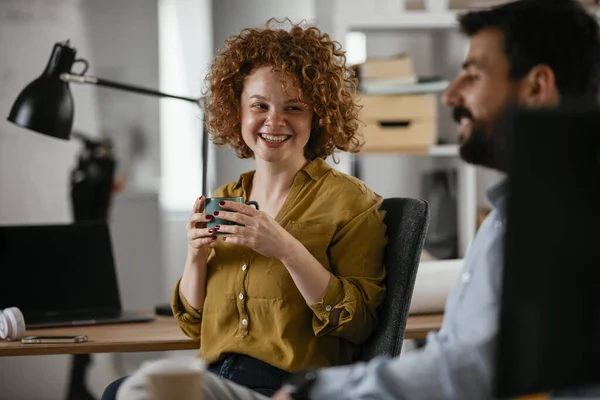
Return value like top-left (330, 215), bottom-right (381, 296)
top-left (7, 39), bottom-right (208, 195)
top-left (6, 39), bottom-right (207, 400)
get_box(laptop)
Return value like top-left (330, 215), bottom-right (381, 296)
top-left (494, 104), bottom-right (600, 397)
top-left (0, 221), bottom-right (155, 329)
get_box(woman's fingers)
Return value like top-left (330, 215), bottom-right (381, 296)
top-left (213, 224), bottom-right (242, 235)
top-left (212, 210), bottom-right (252, 227)
top-left (220, 200), bottom-right (259, 216)
top-left (188, 227), bottom-right (217, 241)
top-left (188, 213), bottom-right (213, 229)
top-left (190, 236), bottom-right (217, 248)
top-left (193, 196), bottom-right (205, 214)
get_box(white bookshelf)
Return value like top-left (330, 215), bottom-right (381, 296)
top-left (343, 10), bottom-right (459, 30)
top-left (429, 144), bottom-right (458, 156)
top-left (325, 0), bottom-right (478, 266)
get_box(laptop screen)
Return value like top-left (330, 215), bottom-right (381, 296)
top-left (495, 105), bottom-right (600, 397)
top-left (0, 222), bottom-right (122, 320)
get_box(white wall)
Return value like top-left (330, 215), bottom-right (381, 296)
top-left (0, 0), bottom-right (100, 226)
top-left (158, 0), bottom-right (213, 304)
top-left (0, 0), bottom-right (164, 398)
top-left (0, 2), bottom-right (100, 396)
top-left (83, 0), bottom-right (162, 194)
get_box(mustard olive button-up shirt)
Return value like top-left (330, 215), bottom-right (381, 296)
top-left (171, 158), bottom-right (387, 372)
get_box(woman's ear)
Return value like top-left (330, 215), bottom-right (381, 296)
top-left (519, 65), bottom-right (560, 107)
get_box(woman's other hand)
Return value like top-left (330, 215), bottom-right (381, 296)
top-left (213, 200), bottom-right (295, 261)
top-left (180, 196), bottom-right (213, 311)
top-left (187, 195), bottom-right (217, 259)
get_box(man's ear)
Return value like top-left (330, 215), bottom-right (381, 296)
top-left (519, 65), bottom-right (560, 107)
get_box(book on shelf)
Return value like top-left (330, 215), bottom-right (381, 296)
top-left (358, 54), bottom-right (416, 81)
top-left (359, 75), bottom-right (450, 96)
top-left (361, 75), bottom-right (418, 87)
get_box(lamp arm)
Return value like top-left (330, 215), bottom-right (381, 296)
top-left (60, 73), bottom-right (200, 104)
top-left (60, 73), bottom-right (209, 196)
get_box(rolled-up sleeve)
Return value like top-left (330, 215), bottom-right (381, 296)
top-left (171, 278), bottom-right (203, 340)
top-left (309, 197), bottom-right (387, 344)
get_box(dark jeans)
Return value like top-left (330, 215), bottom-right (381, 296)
top-left (100, 353), bottom-right (290, 400)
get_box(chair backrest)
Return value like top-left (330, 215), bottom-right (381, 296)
top-left (358, 197), bottom-right (430, 361)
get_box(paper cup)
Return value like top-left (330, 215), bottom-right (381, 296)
top-left (142, 358), bottom-right (205, 400)
top-left (148, 370), bottom-right (203, 400)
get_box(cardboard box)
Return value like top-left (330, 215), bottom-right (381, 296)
top-left (360, 94), bottom-right (436, 120)
top-left (360, 120), bottom-right (436, 153)
top-left (360, 55), bottom-right (415, 80)
top-left (359, 94), bottom-right (438, 152)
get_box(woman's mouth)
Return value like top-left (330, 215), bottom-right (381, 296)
top-left (259, 133), bottom-right (291, 143)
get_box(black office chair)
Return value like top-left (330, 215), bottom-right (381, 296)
top-left (358, 197), bottom-right (430, 361)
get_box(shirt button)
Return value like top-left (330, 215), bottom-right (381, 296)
top-left (238, 293), bottom-right (244, 300)
top-left (241, 318), bottom-right (248, 326)
top-left (461, 272), bottom-right (471, 283)
top-left (325, 305), bottom-right (332, 312)
top-left (241, 264), bottom-right (247, 271)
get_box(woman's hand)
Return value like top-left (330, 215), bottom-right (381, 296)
top-left (213, 200), bottom-right (296, 260)
top-left (217, 200), bottom-right (333, 305)
top-left (187, 195), bottom-right (217, 259)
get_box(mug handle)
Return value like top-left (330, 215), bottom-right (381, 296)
top-left (245, 200), bottom-right (259, 210)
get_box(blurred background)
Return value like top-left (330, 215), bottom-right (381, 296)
top-left (1, 1), bottom-right (597, 399)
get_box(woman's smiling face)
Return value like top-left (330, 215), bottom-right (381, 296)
top-left (240, 66), bottom-right (313, 165)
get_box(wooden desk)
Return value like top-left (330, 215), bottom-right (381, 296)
top-left (403, 313), bottom-right (444, 340)
top-left (0, 313), bottom-right (444, 357)
top-left (0, 316), bottom-right (196, 357)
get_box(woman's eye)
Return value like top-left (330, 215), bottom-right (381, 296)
top-left (252, 103), bottom-right (267, 109)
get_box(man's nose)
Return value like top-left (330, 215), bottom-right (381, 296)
top-left (441, 79), bottom-right (461, 108)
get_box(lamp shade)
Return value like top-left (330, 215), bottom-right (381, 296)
top-left (7, 41), bottom-right (76, 140)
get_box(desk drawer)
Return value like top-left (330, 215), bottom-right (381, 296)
top-left (360, 120), bottom-right (437, 152)
top-left (359, 94), bottom-right (437, 120)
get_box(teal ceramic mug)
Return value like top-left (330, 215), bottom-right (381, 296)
top-left (204, 197), bottom-right (259, 233)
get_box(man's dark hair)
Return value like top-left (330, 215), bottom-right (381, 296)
top-left (459, 0), bottom-right (600, 98)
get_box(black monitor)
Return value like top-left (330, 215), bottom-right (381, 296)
top-left (0, 222), bottom-right (123, 320)
top-left (495, 104), bottom-right (600, 397)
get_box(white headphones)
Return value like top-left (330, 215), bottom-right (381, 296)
top-left (0, 307), bottom-right (26, 341)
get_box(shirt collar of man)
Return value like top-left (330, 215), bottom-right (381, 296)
top-left (487, 178), bottom-right (510, 217)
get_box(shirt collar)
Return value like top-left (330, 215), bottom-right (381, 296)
top-left (233, 158), bottom-right (332, 191)
top-left (301, 158), bottom-right (332, 181)
top-left (486, 178), bottom-right (510, 210)
top-left (233, 170), bottom-right (253, 194)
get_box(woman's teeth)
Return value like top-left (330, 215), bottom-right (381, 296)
top-left (260, 134), bottom-right (289, 143)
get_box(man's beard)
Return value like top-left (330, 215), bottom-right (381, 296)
top-left (453, 106), bottom-right (512, 173)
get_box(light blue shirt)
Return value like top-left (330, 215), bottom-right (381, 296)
top-left (310, 180), bottom-right (509, 400)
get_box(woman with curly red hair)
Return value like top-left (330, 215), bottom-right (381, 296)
top-left (103, 19), bottom-right (387, 400)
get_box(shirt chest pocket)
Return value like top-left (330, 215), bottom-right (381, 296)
top-left (284, 221), bottom-right (337, 271)
top-left (254, 221), bottom-right (337, 301)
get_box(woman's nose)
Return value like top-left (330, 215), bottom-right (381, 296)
top-left (265, 111), bottom-right (286, 127)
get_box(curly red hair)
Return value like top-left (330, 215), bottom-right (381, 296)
top-left (203, 18), bottom-right (363, 160)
